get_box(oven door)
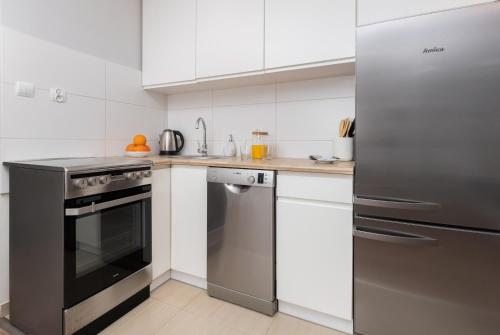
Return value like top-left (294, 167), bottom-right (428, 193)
top-left (64, 185), bottom-right (152, 308)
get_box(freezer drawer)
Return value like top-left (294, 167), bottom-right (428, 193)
top-left (354, 216), bottom-right (500, 335)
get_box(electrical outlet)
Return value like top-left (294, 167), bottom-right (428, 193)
top-left (50, 87), bottom-right (67, 103)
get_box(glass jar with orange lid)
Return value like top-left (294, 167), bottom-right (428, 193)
top-left (251, 130), bottom-right (269, 160)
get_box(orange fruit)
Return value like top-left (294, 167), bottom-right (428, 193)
top-left (125, 144), bottom-right (136, 151)
top-left (133, 134), bottom-right (147, 146)
top-left (134, 145), bottom-right (150, 152)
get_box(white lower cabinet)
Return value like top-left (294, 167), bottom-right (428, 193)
top-left (171, 166), bottom-right (207, 281)
top-left (152, 168), bottom-right (171, 280)
top-left (277, 172), bottom-right (353, 333)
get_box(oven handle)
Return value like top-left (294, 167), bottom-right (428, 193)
top-left (65, 191), bottom-right (152, 216)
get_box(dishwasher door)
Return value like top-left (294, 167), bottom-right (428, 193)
top-left (207, 169), bottom-right (275, 314)
top-left (354, 216), bottom-right (500, 335)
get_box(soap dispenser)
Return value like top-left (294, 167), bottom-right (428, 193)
top-left (223, 134), bottom-right (237, 157)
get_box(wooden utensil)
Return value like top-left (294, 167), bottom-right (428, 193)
top-left (339, 118), bottom-right (351, 138)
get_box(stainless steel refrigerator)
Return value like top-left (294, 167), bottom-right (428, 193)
top-left (354, 3), bottom-right (500, 335)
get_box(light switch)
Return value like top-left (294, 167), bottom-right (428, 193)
top-left (15, 81), bottom-right (35, 98)
top-left (50, 88), bottom-right (67, 103)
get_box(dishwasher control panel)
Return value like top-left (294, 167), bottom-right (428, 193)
top-left (207, 168), bottom-right (275, 187)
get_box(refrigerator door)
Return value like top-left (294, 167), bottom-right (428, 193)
top-left (354, 216), bottom-right (500, 335)
top-left (355, 3), bottom-right (500, 230)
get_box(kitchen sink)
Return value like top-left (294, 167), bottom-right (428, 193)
top-left (167, 155), bottom-right (227, 160)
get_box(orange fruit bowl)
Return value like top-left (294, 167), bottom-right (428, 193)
top-left (125, 150), bottom-right (150, 158)
top-left (125, 138), bottom-right (151, 157)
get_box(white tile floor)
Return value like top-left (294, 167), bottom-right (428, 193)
top-left (99, 280), bottom-right (346, 335)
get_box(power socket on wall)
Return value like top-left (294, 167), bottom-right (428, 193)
top-left (50, 87), bottom-right (67, 103)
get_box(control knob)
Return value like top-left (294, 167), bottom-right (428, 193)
top-left (99, 175), bottom-right (111, 185)
top-left (72, 178), bottom-right (88, 189)
top-left (247, 176), bottom-right (256, 184)
top-left (86, 176), bottom-right (99, 186)
top-left (142, 170), bottom-right (152, 178)
top-left (125, 172), bottom-right (140, 180)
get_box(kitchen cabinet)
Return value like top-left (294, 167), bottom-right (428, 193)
top-left (142, 0), bottom-right (196, 85)
top-left (171, 166), bottom-right (207, 281)
top-left (265, 0), bottom-right (356, 69)
top-left (152, 168), bottom-right (171, 280)
top-left (142, 0), bottom-right (355, 91)
top-left (196, 0), bottom-right (265, 78)
top-left (357, 0), bottom-right (494, 26)
top-left (276, 172), bottom-right (353, 332)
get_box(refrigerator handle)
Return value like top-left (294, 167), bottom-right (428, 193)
top-left (354, 226), bottom-right (438, 246)
top-left (354, 196), bottom-right (441, 211)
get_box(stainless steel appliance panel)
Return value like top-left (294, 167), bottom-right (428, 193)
top-left (355, 4), bottom-right (500, 230)
top-left (64, 265), bottom-right (152, 335)
top-left (354, 216), bottom-right (500, 335)
top-left (207, 168), bottom-right (276, 313)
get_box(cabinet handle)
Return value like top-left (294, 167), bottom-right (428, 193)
top-left (354, 226), bottom-right (438, 246)
top-left (354, 196), bottom-right (440, 211)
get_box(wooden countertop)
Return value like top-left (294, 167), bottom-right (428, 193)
top-left (130, 155), bottom-right (354, 175)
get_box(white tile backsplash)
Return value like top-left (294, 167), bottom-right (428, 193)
top-left (106, 62), bottom-right (167, 109)
top-left (276, 98), bottom-right (355, 141)
top-left (2, 28), bottom-right (106, 98)
top-left (167, 108), bottom-right (213, 143)
top-left (276, 141), bottom-right (335, 158)
top-left (106, 101), bottom-right (165, 140)
top-left (1, 83), bottom-right (106, 139)
top-left (276, 76), bottom-right (355, 102)
top-left (213, 84), bottom-right (275, 107)
top-left (167, 76), bottom-right (355, 158)
top-left (0, 28), bottom-right (167, 193)
top-left (213, 103), bottom-right (276, 142)
top-left (167, 90), bottom-right (213, 110)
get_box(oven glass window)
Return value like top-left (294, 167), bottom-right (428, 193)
top-left (75, 202), bottom-right (144, 278)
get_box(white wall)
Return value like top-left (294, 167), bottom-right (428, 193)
top-left (167, 76), bottom-right (355, 158)
top-left (0, 0), bottom-right (142, 69)
top-left (0, 24), bottom-right (166, 307)
top-left (0, 27), bottom-right (167, 194)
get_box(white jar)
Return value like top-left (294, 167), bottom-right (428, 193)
top-left (333, 137), bottom-right (354, 161)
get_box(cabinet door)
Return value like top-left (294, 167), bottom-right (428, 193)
top-left (265, 0), bottom-right (355, 69)
top-left (196, 0), bottom-right (264, 78)
top-left (277, 198), bottom-right (353, 320)
top-left (357, 0), bottom-right (493, 26)
top-left (143, 0), bottom-right (196, 85)
top-left (152, 168), bottom-right (171, 280)
top-left (171, 166), bottom-right (207, 279)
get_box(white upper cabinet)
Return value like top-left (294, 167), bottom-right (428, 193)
top-left (265, 0), bottom-right (356, 69)
top-left (357, 0), bottom-right (494, 26)
top-left (196, 0), bottom-right (265, 78)
top-left (142, 0), bottom-right (196, 85)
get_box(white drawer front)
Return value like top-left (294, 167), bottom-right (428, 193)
top-left (277, 172), bottom-right (353, 204)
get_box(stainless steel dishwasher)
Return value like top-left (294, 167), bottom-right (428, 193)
top-left (207, 167), bottom-right (277, 316)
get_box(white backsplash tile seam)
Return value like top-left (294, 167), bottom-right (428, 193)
top-left (276, 95), bottom-right (355, 104)
top-left (1, 79), bottom-right (166, 111)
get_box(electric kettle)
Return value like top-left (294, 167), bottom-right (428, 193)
top-left (159, 129), bottom-right (184, 155)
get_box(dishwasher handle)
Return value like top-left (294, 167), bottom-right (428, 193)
top-left (354, 226), bottom-right (438, 246)
top-left (224, 184), bottom-right (251, 194)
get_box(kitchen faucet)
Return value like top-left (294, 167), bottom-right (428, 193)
top-left (195, 117), bottom-right (208, 156)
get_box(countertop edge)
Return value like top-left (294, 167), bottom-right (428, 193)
top-left (142, 156), bottom-right (354, 175)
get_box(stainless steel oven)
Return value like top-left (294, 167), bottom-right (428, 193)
top-left (64, 182), bottom-right (152, 308)
top-left (5, 158), bottom-right (154, 335)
